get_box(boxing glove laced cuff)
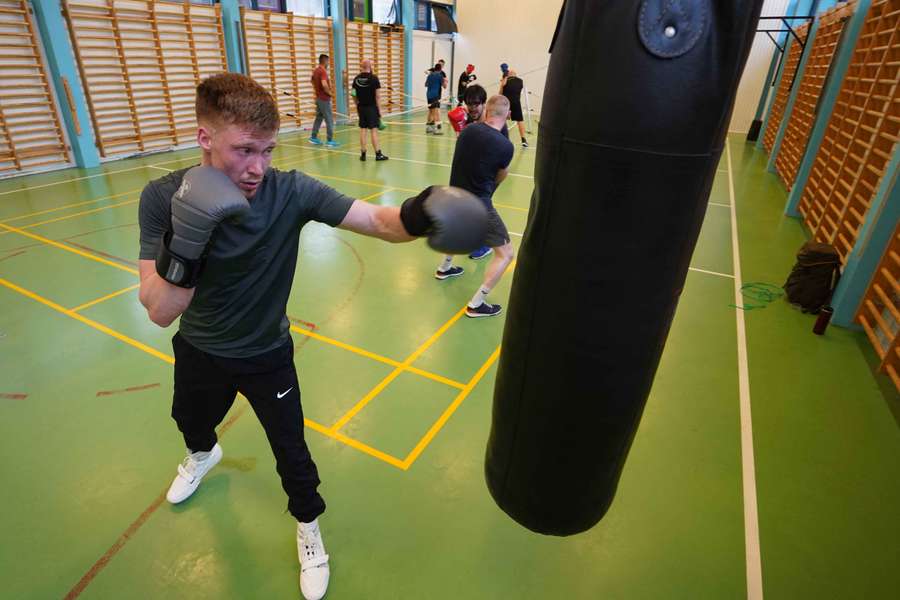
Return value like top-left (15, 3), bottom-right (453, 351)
top-left (155, 230), bottom-right (205, 288)
top-left (399, 186), bottom-right (434, 237)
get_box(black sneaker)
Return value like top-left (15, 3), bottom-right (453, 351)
top-left (360, 152), bottom-right (366, 161)
top-left (466, 302), bottom-right (502, 318)
top-left (521, 139), bottom-right (529, 148)
top-left (434, 265), bottom-right (464, 280)
top-left (375, 152), bottom-right (389, 161)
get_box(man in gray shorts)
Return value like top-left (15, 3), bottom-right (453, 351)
top-left (139, 73), bottom-right (486, 599)
top-left (434, 95), bottom-right (516, 318)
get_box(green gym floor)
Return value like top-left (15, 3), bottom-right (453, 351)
top-left (1, 116), bottom-right (898, 599)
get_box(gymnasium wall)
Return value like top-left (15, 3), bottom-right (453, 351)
top-left (453, 0), bottom-right (792, 133)
top-left (452, 0), bottom-right (563, 115)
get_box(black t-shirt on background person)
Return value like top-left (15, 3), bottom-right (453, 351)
top-left (352, 73), bottom-right (381, 106)
top-left (449, 122), bottom-right (514, 206)
top-left (502, 76), bottom-right (524, 105)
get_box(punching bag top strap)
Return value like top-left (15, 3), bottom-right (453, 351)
top-left (638, 0), bottom-right (708, 59)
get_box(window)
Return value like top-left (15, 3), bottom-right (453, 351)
top-left (413, 1), bottom-right (454, 32)
top-left (415, 1), bottom-right (430, 30)
top-left (372, 0), bottom-right (399, 24)
top-left (255, 0), bottom-right (285, 11)
top-left (349, 0), bottom-right (369, 22)
top-left (285, 0), bottom-right (326, 17)
top-left (237, 0), bottom-right (286, 10)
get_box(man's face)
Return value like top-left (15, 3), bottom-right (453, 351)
top-left (197, 122), bottom-right (277, 199)
top-left (466, 100), bottom-right (484, 122)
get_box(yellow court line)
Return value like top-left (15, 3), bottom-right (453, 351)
top-left (402, 345), bottom-right (501, 469)
top-left (329, 306), bottom-right (468, 432)
top-left (494, 202), bottom-right (528, 213)
top-left (302, 172), bottom-right (419, 194)
top-left (0, 222), bottom-right (139, 275)
top-left (0, 198), bottom-right (140, 236)
top-left (359, 189), bottom-right (389, 202)
top-left (70, 284), bottom-right (140, 313)
top-left (290, 324), bottom-right (466, 390)
top-left (0, 277), bottom-right (173, 364)
top-left (0, 276), bottom-right (408, 470)
top-left (303, 418), bottom-right (406, 469)
top-left (0, 187), bottom-right (142, 225)
top-left (0, 156), bottom-right (197, 199)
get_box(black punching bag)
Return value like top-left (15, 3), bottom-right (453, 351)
top-left (485, 0), bottom-right (764, 536)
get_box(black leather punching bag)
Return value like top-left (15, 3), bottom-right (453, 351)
top-left (485, 0), bottom-right (764, 536)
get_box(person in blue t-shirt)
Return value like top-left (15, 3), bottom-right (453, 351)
top-left (424, 62), bottom-right (447, 135)
top-left (434, 95), bottom-right (516, 318)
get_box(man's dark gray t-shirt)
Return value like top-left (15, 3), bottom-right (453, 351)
top-left (139, 167), bottom-right (354, 358)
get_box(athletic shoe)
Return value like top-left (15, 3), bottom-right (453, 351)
top-left (468, 246), bottom-right (492, 260)
top-left (426, 124), bottom-right (435, 134)
top-left (360, 152), bottom-right (366, 161)
top-left (521, 139), bottom-right (529, 148)
top-left (308, 137), bottom-right (322, 145)
top-left (375, 151), bottom-right (389, 161)
top-left (434, 265), bottom-right (464, 280)
top-left (297, 519), bottom-right (330, 600)
top-left (325, 140), bottom-right (340, 148)
top-left (466, 302), bottom-right (503, 318)
top-left (433, 124), bottom-right (444, 136)
top-left (166, 443), bottom-right (223, 504)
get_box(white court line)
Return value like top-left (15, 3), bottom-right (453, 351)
top-left (0, 155), bottom-right (195, 197)
top-left (727, 141), bottom-right (763, 600)
top-left (147, 165), bottom-right (173, 173)
top-left (689, 266), bottom-right (735, 279)
top-left (709, 202), bottom-right (731, 208)
top-left (509, 231), bottom-right (523, 237)
top-left (280, 140), bottom-right (535, 179)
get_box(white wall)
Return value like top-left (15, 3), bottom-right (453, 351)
top-left (412, 30), bottom-right (454, 105)
top-left (453, 0), bottom-right (563, 114)
top-left (452, 0), bottom-right (790, 130)
top-left (729, 0), bottom-right (791, 133)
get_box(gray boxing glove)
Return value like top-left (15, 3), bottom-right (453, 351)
top-left (399, 185), bottom-right (489, 254)
top-left (156, 166), bottom-right (250, 287)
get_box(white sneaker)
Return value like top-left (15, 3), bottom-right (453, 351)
top-left (165, 443), bottom-right (223, 504)
top-left (297, 519), bottom-right (330, 600)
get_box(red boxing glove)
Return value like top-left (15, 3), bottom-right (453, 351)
top-left (448, 106), bottom-right (466, 133)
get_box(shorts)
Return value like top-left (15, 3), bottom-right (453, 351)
top-left (509, 101), bottom-right (524, 122)
top-left (428, 96), bottom-right (441, 109)
top-left (484, 206), bottom-right (510, 248)
top-left (357, 104), bottom-right (379, 129)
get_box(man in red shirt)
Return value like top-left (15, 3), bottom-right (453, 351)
top-left (309, 54), bottom-right (339, 147)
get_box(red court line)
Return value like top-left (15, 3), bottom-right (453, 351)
top-left (96, 383), bottom-right (161, 397)
top-left (287, 315), bottom-right (318, 330)
top-left (0, 393), bottom-right (27, 400)
top-left (64, 403), bottom-right (250, 599)
top-left (0, 250), bottom-right (26, 262)
top-left (66, 241), bottom-right (139, 268)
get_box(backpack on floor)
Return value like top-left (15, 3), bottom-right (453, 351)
top-left (784, 242), bottom-right (841, 314)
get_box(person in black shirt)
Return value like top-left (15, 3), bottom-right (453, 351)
top-left (500, 68), bottom-right (528, 148)
top-left (352, 59), bottom-right (388, 162)
top-left (456, 64), bottom-right (476, 106)
top-left (434, 95), bottom-right (516, 318)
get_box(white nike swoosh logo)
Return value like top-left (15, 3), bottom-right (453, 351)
top-left (276, 387), bottom-right (293, 399)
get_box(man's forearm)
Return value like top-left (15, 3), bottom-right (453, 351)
top-left (139, 265), bottom-right (195, 327)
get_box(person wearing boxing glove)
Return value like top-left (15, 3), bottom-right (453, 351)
top-left (137, 73), bottom-right (486, 600)
top-left (434, 95), bottom-right (516, 318)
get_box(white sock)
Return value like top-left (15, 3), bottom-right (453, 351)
top-left (189, 448), bottom-right (211, 461)
top-left (438, 256), bottom-right (453, 272)
top-left (299, 517), bottom-right (319, 532)
top-left (469, 287), bottom-right (491, 308)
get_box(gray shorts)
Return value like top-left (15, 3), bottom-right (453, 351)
top-left (484, 206), bottom-right (510, 248)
